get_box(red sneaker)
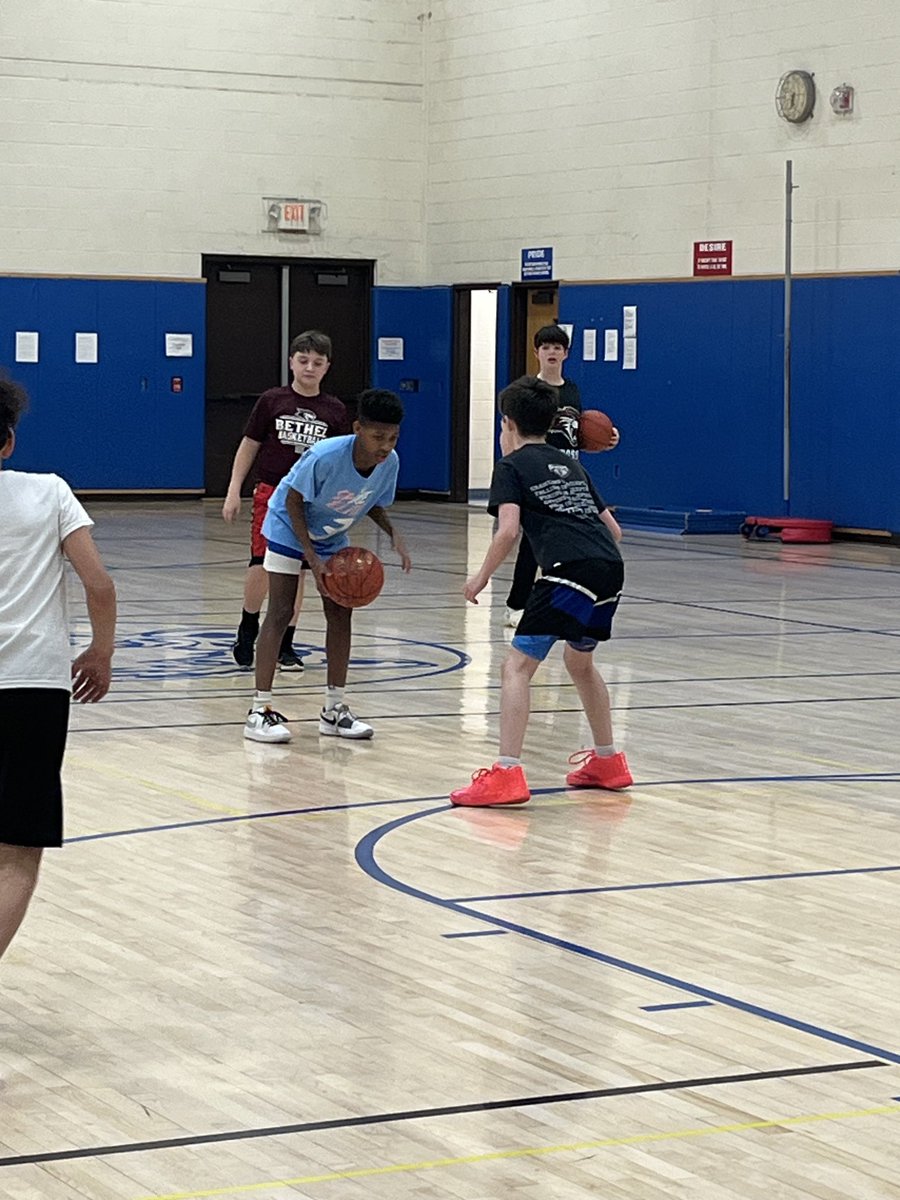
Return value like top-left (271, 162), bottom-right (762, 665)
top-left (565, 750), bottom-right (633, 790)
top-left (450, 765), bottom-right (531, 807)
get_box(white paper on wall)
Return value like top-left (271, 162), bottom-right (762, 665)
top-left (75, 332), bottom-right (98, 364)
top-left (377, 337), bottom-right (404, 361)
top-left (623, 306), bottom-right (637, 338)
top-left (604, 329), bottom-right (619, 361)
top-left (623, 337), bottom-right (637, 370)
top-left (166, 333), bottom-right (194, 357)
top-left (582, 329), bottom-right (597, 361)
top-left (15, 332), bottom-right (39, 363)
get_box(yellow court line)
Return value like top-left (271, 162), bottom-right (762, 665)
top-left (799, 754), bottom-right (856, 772)
top-left (135, 1102), bottom-right (900, 1200)
top-left (67, 755), bottom-right (245, 818)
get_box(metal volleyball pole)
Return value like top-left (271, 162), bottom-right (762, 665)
top-left (783, 160), bottom-right (796, 513)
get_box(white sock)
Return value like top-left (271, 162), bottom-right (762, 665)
top-left (497, 756), bottom-right (521, 769)
top-left (325, 686), bottom-right (345, 711)
top-left (253, 691), bottom-right (273, 711)
top-left (594, 744), bottom-right (616, 757)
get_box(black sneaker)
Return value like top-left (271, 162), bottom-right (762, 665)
top-left (277, 647), bottom-right (305, 672)
top-left (232, 626), bottom-right (257, 668)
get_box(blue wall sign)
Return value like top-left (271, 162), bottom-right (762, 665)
top-left (521, 247), bottom-right (553, 281)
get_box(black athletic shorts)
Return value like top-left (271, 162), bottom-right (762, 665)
top-left (0, 688), bottom-right (70, 847)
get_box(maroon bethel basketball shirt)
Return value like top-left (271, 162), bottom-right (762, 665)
top-left (244, 388), bottom-right (350, 485)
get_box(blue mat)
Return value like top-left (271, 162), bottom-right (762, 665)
top-left (613, 507), bottom-right (747, 535)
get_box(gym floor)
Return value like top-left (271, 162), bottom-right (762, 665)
top-left (2, 500), bottom-right (899, 1199)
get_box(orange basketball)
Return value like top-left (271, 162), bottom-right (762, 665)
top-left (322, 546), bottom-right (385, 608)
top-left (578, 409), bottom-right (616, 451)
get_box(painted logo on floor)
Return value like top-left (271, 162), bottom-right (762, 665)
top-left (103, 627), bottom-right (467, 683)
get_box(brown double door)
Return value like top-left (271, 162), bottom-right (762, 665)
top-left (203, 255), bottom-right (373, 496)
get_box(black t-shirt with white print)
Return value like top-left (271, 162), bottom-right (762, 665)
top-left (545, 378), bottom-right (582, 457)
top-left (488, 442), bottom-right (622, 572)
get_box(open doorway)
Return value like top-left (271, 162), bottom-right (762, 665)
top-left (451, 285), bottom-right (500, 503)
top-left (202, 254), bottom-right (374, 496)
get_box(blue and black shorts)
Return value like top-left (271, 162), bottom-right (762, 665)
top-left (512, 558), bottom-right (624, 662)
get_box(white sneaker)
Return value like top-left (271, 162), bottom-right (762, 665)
top-left (319, 703), bottom-right (374, 740)
top-left (244, 706), bottom-right (292, 743)
top-left (504, 607), bottom-right (523, 628)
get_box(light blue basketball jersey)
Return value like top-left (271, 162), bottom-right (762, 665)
top-left (262, 434), bottom-right (399, 555)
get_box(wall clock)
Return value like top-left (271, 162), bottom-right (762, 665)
top-left (776, 70), bottom-right (816, 123)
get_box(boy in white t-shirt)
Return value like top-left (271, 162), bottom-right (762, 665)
top-left (0, 376), bottom-right (117, 963)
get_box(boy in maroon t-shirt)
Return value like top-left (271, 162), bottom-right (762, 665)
top-left (222, 330), bottom-right (349, 669)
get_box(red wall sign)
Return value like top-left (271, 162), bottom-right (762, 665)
top-left (693, 240), bottom-right (733, 276)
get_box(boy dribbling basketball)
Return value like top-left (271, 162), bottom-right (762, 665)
top-left (244, 389), bottom-right (411, 744)
top-left (452, 376), bottom-right (632, 807)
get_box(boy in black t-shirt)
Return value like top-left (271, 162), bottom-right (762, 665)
top-left (504, 324), bottom-right (619, 625)
top-left (452, 376), bottom-right (632, 808)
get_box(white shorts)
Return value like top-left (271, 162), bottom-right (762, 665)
top-left (263, 547), bottom-right (305, 576)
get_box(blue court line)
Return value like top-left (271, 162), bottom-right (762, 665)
top-left (629, 545), bottom-right (900, 577)
top-left (104, 663), bottom-right (467, 692)
top-left (441, 930), bottom-right (509, 939)
top-left (623, 594), bottom-right (900, 606)
top-left (108, 559), bottom-right (246, 571)
top-left (109, 605), bottom-right (463, 624)
top-left (66, 693), bottom-right (900, 734)
top-left (103, 592), bottom-right (900, 609)
top-left (94, 534), bottom-right (218, 542)
top-left (488, 629), bottom-right (885, 643)
top-left (612, 695), bottom-right (900, 712)
top-left (688, 595), bottom-right (900, 605)
top-left (627, 593), bottom-right (899, 639)
top-left (451, 861), bottom-right (900, 904)
top-left (105, 605), bottom-right (460, 623)
top-left (354, 807), bottom-right (900, 1067)
top-left (641, 1001), bottom-right (714, 1012)
top-left (62, 771), bottom-right (900, 845)
top-left (85, 667), bottom-right (900, 706)
top-left (64, 795), bottom-right (450, 844)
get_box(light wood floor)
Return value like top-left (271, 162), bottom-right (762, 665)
top-left (2, 500), bottom-right (900, 1200)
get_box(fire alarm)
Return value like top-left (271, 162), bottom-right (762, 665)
top-left (830, 84), bottom-right (855, 114)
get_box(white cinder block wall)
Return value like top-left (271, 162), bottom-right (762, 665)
top-left (0, 0), bottom-right (427, 280)
top-left (3, 1), bottom-right (900, 284)
top-left (423, 0), bottom-right (900, 283)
